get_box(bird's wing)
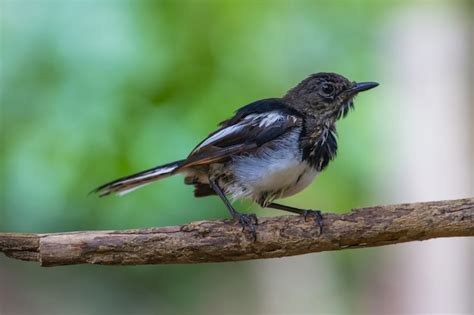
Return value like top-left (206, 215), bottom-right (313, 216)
top-left (182, 99), bottom-right (303, 168)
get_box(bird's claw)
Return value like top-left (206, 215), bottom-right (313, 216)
top-left (302, 209), bottom-right (323, 235)
top-left (235, 213), bottom-right (258, 241)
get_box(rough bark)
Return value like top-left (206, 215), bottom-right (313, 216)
top-left (1, 198), bottom-right (472, 267)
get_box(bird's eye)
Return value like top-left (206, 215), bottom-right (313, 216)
top-left (319, 83), bottom-right (335, 97)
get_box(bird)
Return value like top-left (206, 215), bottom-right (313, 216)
top-left (92, 72), bottom-right (378, 240)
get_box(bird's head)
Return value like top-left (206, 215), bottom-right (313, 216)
top-left (284, 72), bottom-right (378, 121)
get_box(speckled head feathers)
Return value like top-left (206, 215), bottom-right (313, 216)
top-left (284, 72), bottom-right (378, 120)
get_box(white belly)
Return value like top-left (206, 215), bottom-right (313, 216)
top-left (226, 129), bottom-right (318, 203)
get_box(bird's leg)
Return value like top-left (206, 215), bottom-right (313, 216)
top-left (209, 178), bottom-right (257, 240)
top-left (265, 202), bottom-right (323, 235)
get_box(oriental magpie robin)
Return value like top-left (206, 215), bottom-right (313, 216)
top-left (93, 73), bottom-right (378, 240)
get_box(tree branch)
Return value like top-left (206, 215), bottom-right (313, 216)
top-left (1, 198), bottom-right (473, 267)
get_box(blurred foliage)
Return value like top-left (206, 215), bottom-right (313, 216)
top-left (1, 0), bottom-right (399, 314)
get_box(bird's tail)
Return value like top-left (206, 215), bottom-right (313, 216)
top-left (92, 160), bottom-right (186, 197)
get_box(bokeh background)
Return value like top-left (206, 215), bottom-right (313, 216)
top-left (1, 0), bottom-right (473, 314)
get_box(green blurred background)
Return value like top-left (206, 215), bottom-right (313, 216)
top-left (1, 1), bottom-right (472, 314)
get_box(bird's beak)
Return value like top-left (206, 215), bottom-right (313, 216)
top-left (350, 82), bottom-right (379, 93)
top-left (340, 82), bottom-right (378, 101)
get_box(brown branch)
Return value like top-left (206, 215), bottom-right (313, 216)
top-left (1, 198), bottom-right (473, 267)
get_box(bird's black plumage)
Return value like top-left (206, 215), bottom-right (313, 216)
top-left (92, 72), bottom-right (379, 239)
top-left (301, 124), bottom-right (338, 171)
top-left (219, 98), bottom-right (304, 126)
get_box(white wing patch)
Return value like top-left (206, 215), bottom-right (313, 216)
top-left (242, 112), bottom-right (285, 127)
top-left (257, 112), bottom-right (284, 127)
top-left (193, 111), bottom-right (289, 153)
top-left (193, 124), bottom-right (244, 152)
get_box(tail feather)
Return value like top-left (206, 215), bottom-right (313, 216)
top-left (92, 160), bottom-right (185, 197)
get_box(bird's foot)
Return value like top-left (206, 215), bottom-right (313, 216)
top-left (302, 210), bottom-right (323, 235)
top-left (234, 213), bottom-right (258, 241)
